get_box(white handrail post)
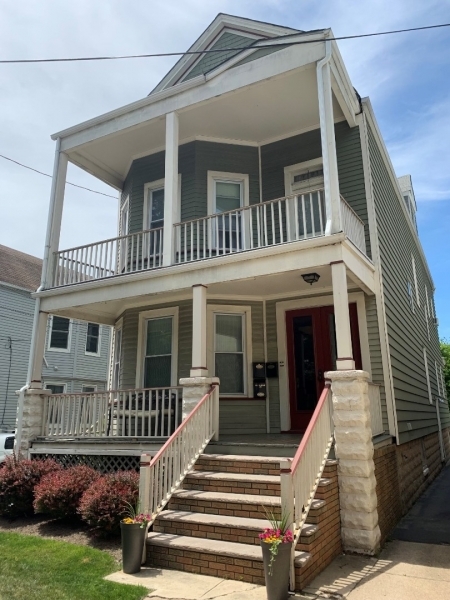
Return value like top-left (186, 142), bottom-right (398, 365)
top-left (139, 453), bottom-right (152, 514)
top-left (163, 111), bottom-right (179, 267)
top-left (280, 459), bottom-right (295, 591)
top-left (212, 385), bottom-right (219, 442)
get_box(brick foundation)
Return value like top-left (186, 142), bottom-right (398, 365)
top-left (374, 429), bottom-right (447, 543)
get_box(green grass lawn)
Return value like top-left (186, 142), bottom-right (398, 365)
top-left (0, 532), bottom-right (148, 600)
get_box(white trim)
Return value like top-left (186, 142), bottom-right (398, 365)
top-left (207, 304), bottom-right (252, 397)
top-left (423, 348), bottom-right (433, 404)
top-left (119, 197), bottom-right (129, 272)
top-left (81, 384), bottom-right (98, 393)
top-left (207, 171), bottom-right (250, 215)
top-left (85, 322), bottom-right (102, 357)
top-left (143, 176), bottom-right (182, 230)
top-left (357, 112), bottom-right (398, 440)
top-left (112, 318), bottom-right (123, 390)
top-left (44, 381), bottom-right (67, 394)
top-left (47, 315), bottom-right (72, 353)
top-left (136, 307), bottom-right (179, 388)
top-left (275, 292), bottom-right (370, 431)
top-left (412, 255), bottom-right (420, 307)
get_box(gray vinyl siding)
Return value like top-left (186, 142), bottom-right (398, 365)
top-left (122, 141), bottom-right (259, 233)
top-left (42, 319), bottom-right (111, 393)
top-left (118, 299), bottom-right (266, 434)
top-left (261, 123), bottom-right (371, 256)
top-left (365, 295), bottom-right (388, 431)
top-left (0, 284), bottom-right (34, 429)
top-left (367, 122), bottom-right (449, 443)
top-left (182, 32), bottom-right (254, 82)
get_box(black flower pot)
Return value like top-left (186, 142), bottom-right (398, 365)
top-left (260, 541), bottom-right (292, 600)
top-left (120, 522), bottom-right (146, 574)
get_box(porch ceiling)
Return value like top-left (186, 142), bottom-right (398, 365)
top-left (66, 66), bottom-right (344, 189)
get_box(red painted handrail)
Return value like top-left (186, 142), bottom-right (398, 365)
top-left (289, 383), bottom-right (331, 474)
top-left (149, 384), bottom-right (216, 467)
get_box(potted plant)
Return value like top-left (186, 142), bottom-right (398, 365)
top-left (259, 509), bottom-right (294, 600)
top-left (120, 502), bottom-right (151, 574)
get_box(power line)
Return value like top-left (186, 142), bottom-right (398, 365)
top-left (0, 154), bottom-right (117, 198)
top-left (0, 23), bottom-right (448, 64)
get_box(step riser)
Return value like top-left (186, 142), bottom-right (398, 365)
top-left (146, 544), bottom-right (266, 585)
top-left (195, 457), bottom-right (281, 476)
top-left (168, 496), bottom-right (280, 520)
top-left (183, 476), bottom-right (280, 496)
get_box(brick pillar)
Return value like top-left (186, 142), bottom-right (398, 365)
top-left (179, 377), bottom-right (220, 420)
top-left (326, 369), bottom-right (381, 555)
top-left (15, 388), bottom-right (51, 457)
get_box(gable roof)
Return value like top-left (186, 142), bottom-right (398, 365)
top-left (150, 13), bottom-right (303, 95)
top-left (0, 244), bottom-right (42, 292)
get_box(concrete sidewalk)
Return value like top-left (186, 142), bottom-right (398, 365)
top-left (300, 540), bottom-right (450, 599)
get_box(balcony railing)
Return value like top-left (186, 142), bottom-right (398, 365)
top-left (51, 191), bottom-right (366, 287)
top-left (41, 387), bottom-right (182, 439)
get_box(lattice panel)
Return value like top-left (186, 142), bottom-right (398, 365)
top-left (31, 453), bottom-right (140, 473)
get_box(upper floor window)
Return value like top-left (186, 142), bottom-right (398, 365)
top-left (144, 180), bottom-right (165, 232)
top-left (82, 384), bottom-right (97, 393)
top-left (285, 159), bottom-right (324, 195)
top-left (48, 316), bottom-right (71, 352)
top-left (85, 323), bottom-right (101, 356)
top-left (406, 282), bottom-right (414, 313)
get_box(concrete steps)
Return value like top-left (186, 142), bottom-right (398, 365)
top-left (146, 454), bottom-right (342, 591)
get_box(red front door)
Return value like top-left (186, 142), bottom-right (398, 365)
top-left (285, 304), bottom-right (362, 432)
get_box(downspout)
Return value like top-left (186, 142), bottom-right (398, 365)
top-left (316, 37), bottom-right (333, 236)
top-left (15, 138), bottom-right (62, 456)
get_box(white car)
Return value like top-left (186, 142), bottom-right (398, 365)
top-left (0, 432), bottom-right (15, 463)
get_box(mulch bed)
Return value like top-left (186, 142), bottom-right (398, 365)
top-left (0, 515), bottom-right (122, 562)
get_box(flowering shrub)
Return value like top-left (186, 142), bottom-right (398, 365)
top-left (0, 456), bottom-right (61, 518)
top-left (34, 465), bottom-right (99, 518)
top-left (78, 470), bottom-right (139, 533)
top-left (259, 510), bottom-right (293, 576)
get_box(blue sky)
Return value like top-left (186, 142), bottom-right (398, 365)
top-left (0, 0), bottom-right (449, 336)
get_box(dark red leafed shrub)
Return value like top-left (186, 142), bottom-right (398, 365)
top-left (33, 465), bottom-right (99, 518)
top-left (0, 456), bottom-right (61, 518)
top-left (78, 471), bottom-right (139, 533)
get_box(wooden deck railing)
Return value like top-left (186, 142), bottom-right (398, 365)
top-left (41, 387), bottom-right (182, 439)
top-left (341, 198), bottom-right (366, 254)
top-left (139, 384), bottom-right (219, 525)
top-left (280, 384), bottom-right (334, 589)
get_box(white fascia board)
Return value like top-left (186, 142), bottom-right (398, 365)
top-left (58, 41), bottom-right (326, 153)
top-left (362, 97), bottom-right (435, 288)
top-left (330, 40), bottom-right (360, 114)
top-left (36, 234), bottom-right (346, 313)
top-left (152, 14), bottom-right (301, 93)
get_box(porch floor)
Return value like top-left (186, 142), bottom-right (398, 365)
top-left (206, 433), bottom-right (304, 457)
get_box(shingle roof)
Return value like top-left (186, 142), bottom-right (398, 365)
top-left (0, 244), bottom-right (42, 291)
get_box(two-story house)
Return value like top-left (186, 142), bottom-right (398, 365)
top-left (16, 14), bottom-right (450, 592)
top-left (0, 244), bottom-right (111, 431)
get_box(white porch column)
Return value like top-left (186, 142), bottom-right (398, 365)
top-left (29, 311), bottom-right (49, 388)
top-left (331, 261), bottom-right (355, 370)
top-left (327, 369), bottom-right (381, 555)
top-left (162, 111), bottom-right (179, 267)
top-left (191, 284), bottom-right (208, 377)
top-left (44, 139), bottom-right (68, 288)
top-left (317, 40), bottom-right (341, 235)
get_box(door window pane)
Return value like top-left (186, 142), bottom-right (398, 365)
top-left (49, 317), bottom-right (70, 350)
top-left (149, 188), bottom-right (164, 229)
top-left (214, 314), bottom-right (244, 394)
top-left (292, 316), bottom-right (317, 410)
top-left (86, 323), bottom-right (100, 354)
top-left (144, 317), bottom-right (173, 388)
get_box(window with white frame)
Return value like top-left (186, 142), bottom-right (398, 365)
top-left (214, 313), bottom-right (246, 395)
top-left (143, 317), bottom-right (174, 388)
top-left (145, 182), bottom-right (165, 232)
top-left (208, 172), bottom-right (249, 251)
top-left (85, 323), bottom-right (101, 355)
top-left (48, 316), bottom-right (71, 352)
top-left (411, 256), bottom-right (420, 307)
top-left (424, 286), bottom-right (431, 340)
top-left (82, 384), bottom-right (97, 393)
top-left (45, 382), bottom-right (67, 394)
top-left (112, 326), bottom-right (122, 390)
top-left (406, 282), bottom-right (414, 312)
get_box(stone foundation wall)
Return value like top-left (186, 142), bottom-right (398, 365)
top-left (374, 429), bottom-right (446, 542)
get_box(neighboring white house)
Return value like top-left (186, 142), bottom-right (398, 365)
top-left (0, 244), bottom-right (111, 431)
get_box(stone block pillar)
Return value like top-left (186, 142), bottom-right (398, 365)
top-left (179, 377), bottom-right (220, 420)
top-left (15, 388), bottom-right (51, 457)
top-left (326, 369), bottom-right (381, 555)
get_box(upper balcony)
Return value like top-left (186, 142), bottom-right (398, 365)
top-left (52, 190), bottom-right (365, 287)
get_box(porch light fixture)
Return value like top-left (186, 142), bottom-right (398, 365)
top-left (302, 272), bottom-right (320, 285)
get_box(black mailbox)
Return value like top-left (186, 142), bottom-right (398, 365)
top-left (252, 362), bottom-right (266, 379)
top-left (253, 378), bottom-right (267, 399)
top-left (265, 362), bottom-right (278, 378)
